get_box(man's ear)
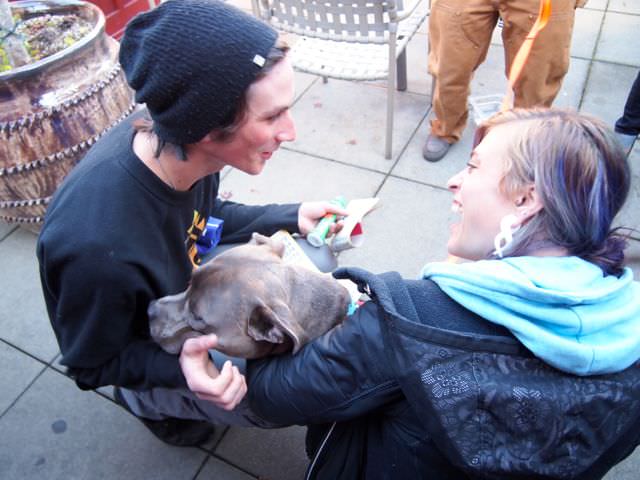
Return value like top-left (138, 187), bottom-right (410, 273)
top-left (246, 301), bottom-right (304, 353)
top-left (514, 185), bottom-right (543, 225)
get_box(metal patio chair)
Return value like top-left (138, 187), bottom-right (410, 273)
top-left (253, 0), bottom-right (429, 159)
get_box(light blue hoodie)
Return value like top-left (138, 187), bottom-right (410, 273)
top-left (420, 256), bottom-right (640, 376)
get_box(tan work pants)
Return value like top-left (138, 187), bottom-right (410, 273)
top-left (429, 0), bottom-right (579, 143)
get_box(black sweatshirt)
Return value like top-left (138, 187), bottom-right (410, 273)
top-left (37, 112), bottom-right (299, 391)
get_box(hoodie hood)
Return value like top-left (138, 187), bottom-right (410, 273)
top-left (421, 256), bottom-right (640, 375)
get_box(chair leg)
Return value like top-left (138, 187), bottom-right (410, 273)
top-left (396, 50), bottom-right (407, 92)
top-left (250, 0), bottom-right (259, 16)
top-left (385, 75), bottom-right (395, 159)
top-left (386, 36), bottom-right (398, 160)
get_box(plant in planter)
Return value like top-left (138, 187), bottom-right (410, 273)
top-left (0, 0), bottom-right (135, 231)
top-left (0, 0), bottom-right (30, 69)
top-left (1, 0), bottom-right (93, 70)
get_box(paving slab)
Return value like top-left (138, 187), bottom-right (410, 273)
top-left (595, 12), bottom-right (640, 66)
top-left (402, 32), bottom-right (431, 96)
top-left (220, 148), bottom-right (385, 204)
top-left (418, 6), bottom-right (428, 35)
top-left (339, 177), bottom-right (452, 277)
top-left (0, 221), bottom-right (16, 240)
top-left (615, 142), bottom-right (640, 280)
top-left (0, 228), bottom-right (58, 362)
top-left (623, 237), bottom-right (640, 277)
top-left (292, 71), bottom-right (318, 104)
top-left (603, 446), bottom-right (640, 480)
top-left (463, 44), bottom-right (509, 101)
top-left (489, 18), bottom-right (504, 47)
top-left (584, 0), bottom-right (608, 11)
top-left (215, 425), bottom-right (309, 480)
top-left (554, 56), bottom-right (591, 109)
top-left (608, 0), bottom-right (640, 15)
top-left (0, 341), bottom-right (46, 416)
top-left (391, 114), bottom-right (471, 188)
top-left (50, 353), bottom-right (69, 377)
top-left (571, 7), bottom-right (604, 59)
top-left (0, 369), bottom-right (208, 480)
top-left (616, 144), bottom-right (640, 239)
top-left (627, 139), bottom-right (640, 161)
top-left (581, 62), bottom-right (638, 125)
top-left (196, 456), bottom-right (256, 480)
top-left (286, 78), bottom-right (428, 169)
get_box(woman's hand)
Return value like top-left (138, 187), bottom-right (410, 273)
top-left (179, 334), bottom-right (246, 411)
top-left (298, 201), bottom-right (349, 236)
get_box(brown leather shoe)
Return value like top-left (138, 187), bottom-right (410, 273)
top-left (422, 134), bottom-right (451, 162)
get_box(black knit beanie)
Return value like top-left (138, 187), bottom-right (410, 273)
top-left (119, 0), bottom-right (278, 145)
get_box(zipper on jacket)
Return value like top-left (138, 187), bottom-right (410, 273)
top-left (305, 421), bottom-right (337, 480)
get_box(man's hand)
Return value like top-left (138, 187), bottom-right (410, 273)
top-left (179, 334), bottom-right (247, 411)
top-left (298, 200), bottom-right (349, 236)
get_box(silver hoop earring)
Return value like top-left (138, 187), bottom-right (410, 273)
top-left (493, 214), bottom-right (520, 258)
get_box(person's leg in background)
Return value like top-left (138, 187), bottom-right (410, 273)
top-left (425, 0), bottom-right (498, 162)
top-left (615, 70), bottom-right (640, 156)
top-left (501, 0), bottom-right (577, 108)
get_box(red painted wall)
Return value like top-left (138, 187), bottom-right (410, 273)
top-left (9, 0), bottom-right (155, 39)
top-left (86, 0), bottom-right (155, 38)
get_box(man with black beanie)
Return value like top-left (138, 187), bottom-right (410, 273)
top-left (37, 0), bottom-right (346, 446)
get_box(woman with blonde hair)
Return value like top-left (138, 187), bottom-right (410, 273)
top-left (245, 108), bottom-right (640, 479)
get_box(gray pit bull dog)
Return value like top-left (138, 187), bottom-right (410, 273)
top-left (148, 233), bottom-right (351, 358)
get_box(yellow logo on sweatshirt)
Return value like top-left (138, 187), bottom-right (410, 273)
top-left (186, 210), bottom-right (206, 268)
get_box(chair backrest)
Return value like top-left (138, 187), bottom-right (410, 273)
top-left (258, 0), bottom-right (399, 44)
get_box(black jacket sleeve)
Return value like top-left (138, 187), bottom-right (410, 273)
top-left (213, 198), bottom-right (300, 244)
top-left (38, 241), bottom-right (186, 391)
top-left (247, 301), bottom-right (402, 424)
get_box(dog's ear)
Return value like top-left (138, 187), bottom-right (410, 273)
top-left (247, 301), bottom-right (306, 354)
top-left (249, 232), bottom-right (267, 245)
top-left (250, 232), bottom-right (285, 258)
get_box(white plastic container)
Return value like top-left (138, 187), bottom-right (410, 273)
top-left (468, 94), bottom-right (504, 125)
